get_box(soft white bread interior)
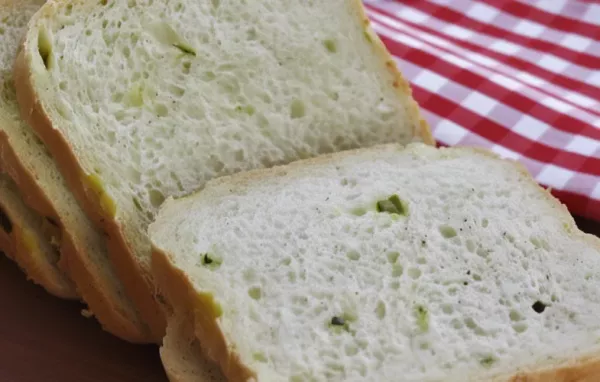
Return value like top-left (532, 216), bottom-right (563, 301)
top-left (0, 0), bottom-right (149, 342)
top-left (150, 143), bottom-right (600, 382)
top-left (0, 174), bottom-right (76, 299)
top-left (15, 0), bottom-right (432, 338)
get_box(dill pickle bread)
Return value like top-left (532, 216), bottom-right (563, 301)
top-left (0, 0), bottom-right (149, 342)
top-left (0, 174), bottom-right (76, 299)
top-left (15, 0), bottom-right (432, 339)
top-left (150, 143), bottom-right (600, 381)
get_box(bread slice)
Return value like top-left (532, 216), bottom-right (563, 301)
top-left (15, 0), bottom-right (433, 339)
top-left (150, 143), bottom-right (600, 381)
top-left (0, 174), bottom-right (76, 299)
top-left (0, 0), bottom-right (150, 342)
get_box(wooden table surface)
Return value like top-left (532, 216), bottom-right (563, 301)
top-left (0, 216), bottom-right (599, 382)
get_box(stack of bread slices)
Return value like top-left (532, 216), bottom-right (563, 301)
top-left (2, 0), bottom-right (600, 381)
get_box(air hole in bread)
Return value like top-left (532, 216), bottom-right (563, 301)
top-left (0, 207), bottom-right (12, 233)
top-left (408, 267), bottom-right (421, 279)
top-left (148, 189), bottom-right (165, 208)
top-left (346, 250), bottom-right (360, 261)
top-left (531, 301), bottom-right (547, 314)
top-left (45, 216), bottom-right (59, 227)
top-left (37, 27), bottom-right (53, 70)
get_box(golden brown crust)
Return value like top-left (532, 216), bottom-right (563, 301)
top-left (0, 132), bottom-right (57, 219)
top-left (12, 30), bottom-right (157, 343)
top-left (0, 193), bottom-right (77, 299)
top-left (105, 224), bottom-right (167, 341)
top-left (501, 356), bottom-right (600, 381)
top-left (353, 0), bottom-right (435, 147)
top-left (60, 228), bottom-right (151, 343)
top-left (152, 247), bottom-right (256, 381)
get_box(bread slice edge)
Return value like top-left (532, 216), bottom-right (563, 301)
top-left (13, 24), bottom-right (165, 341)
top-left (0, 174), bottom-right (77, 299)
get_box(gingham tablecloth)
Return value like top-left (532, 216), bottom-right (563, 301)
top-left (364, 0), bottom-right (600, 221)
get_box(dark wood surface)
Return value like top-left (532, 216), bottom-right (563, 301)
top-left (0, 216), bottom-right (598, 382)
top-left (0, 255), bottom-right (166, 382)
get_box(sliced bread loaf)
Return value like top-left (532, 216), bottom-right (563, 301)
top-left (15, 0), bottom-right (432, 338)
top-left (0, 0), bottom-right (150, 342)
top-left (150, 143), bottom-right (600, 381)
top-left (0, 174), bottom-right (76, 299)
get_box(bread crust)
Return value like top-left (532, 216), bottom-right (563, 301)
top-left (14, 0), bottom-right (435, 345)
top-left (13, 46), bottom-right (161, 342)
top-left (505, 357), bottom-right (600, 382)
top-left (0, 184), bottom-right (77, 299)
top-left (352, 0), bottom-right (435, 147)
top-left (152, 246), bottom-right (255, 381)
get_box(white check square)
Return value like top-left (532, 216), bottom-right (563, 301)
top-left (583, 7), bottom-right (600, 24)
top-left (516, 72), bottom-right (546, 87)
top-left (592, 182), bottom-right (600, 201)
top-left (462, 92), bottom-right (497, 116)
top-left (536, 164), bottom-right (574, 189)
top-left (444, 25), bottom-right (473, 40)
top-left (514, 20), bottom-right (545, 37)
top-left (512, 115), bottom-right (548, 141)
top-left (398, 8), bottom-right (429, 24)
top-left (538, 55), bottom-right (570, 72)
top-left (565, 92), bottom-right (597, 108)
top-left (435, 119), bottom-right (469, 146)
top-left (467, 2), bottom-right (499, 22)
top-left (588, 71), bottom-right (600, 87)
top-left (491, 145), bottom-right (521, 161)
top-left (561, 34), bottom-right (592, 53)
top-left (412, 70), bottom-right (448, 93)
top-left (490, 73), bottom-right (522, 91)
top-left (540, 97), bottom-right (573, 114)
top-left (491, 40), bottom-right (521, 55)
top-left (565, 135), bottom-right (600, 156)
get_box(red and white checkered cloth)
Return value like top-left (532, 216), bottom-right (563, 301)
top-left (364, 0), bottom-right (600, 221)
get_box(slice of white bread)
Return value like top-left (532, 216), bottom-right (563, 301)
top-left (0, 174), bottom-right (76, 299)
top-left (15, 0), bottom-right (432, 339)
top-left (150, 143), bottom-right (600, 381)
top-left (0, 0), bottom-right (150, 342)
